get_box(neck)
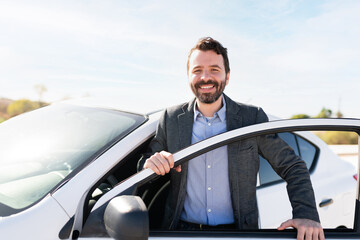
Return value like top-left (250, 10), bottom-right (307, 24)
top-left (196, 96), bottom-right (223, 117)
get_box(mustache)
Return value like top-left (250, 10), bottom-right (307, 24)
top-left (194, 80), bottom-right (219, 89)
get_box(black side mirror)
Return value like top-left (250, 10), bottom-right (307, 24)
top-left (104, 195), bottom-right (149, 240)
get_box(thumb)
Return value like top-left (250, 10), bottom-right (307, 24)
top-left (175, 165), bottom-right (182, 172)
top-left (278, 219), bottom-right (294, 230)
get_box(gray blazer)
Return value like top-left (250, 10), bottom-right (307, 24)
top-left (138, 94), bottom-right (319, 230)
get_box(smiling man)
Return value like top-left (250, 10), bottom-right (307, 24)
top-left (138, 37), bottom-right (324, 240)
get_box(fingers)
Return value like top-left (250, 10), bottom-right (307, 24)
top-left (278, 219), bottom-right (324, 240)
top-left (319, 227), bottom-right (325, 240)
top-left (277, 219), bottom-right (293, 230)
top-left (143, 151), bottom-right (174, 175)
top-left (160, 151), bottom-right (174, 168)
top-left (174, 165), bottom-right (182, 172)
top-left (298, 226), bottom-right (306, 240)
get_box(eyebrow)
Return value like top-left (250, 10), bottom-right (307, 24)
top-left (209, 65), bottom-right (222, 69)
top-left (192, 65), bottom-right (222, 70)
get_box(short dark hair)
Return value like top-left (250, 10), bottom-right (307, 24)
top-left (187, 37), bottom-right (230, 75)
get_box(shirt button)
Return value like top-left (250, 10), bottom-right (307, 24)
top-left (208, 123), bottom-right (211, 126)
top-left (208, 209), bottom-right (212, 213)
top-left (207, 165), bottom-right (211, 168)
top-left (208, 187), bottom-right (211, 191)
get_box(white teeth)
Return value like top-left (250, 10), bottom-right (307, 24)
top-left (200, 85), bottom-right (214, 89)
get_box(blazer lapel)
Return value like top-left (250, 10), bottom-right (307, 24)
top-left (224, 94), bottom-right (244, 227)
top-left (224, 94), bottom-right (243, 130)
top-left (170, 99), bottom-right (196, 228)
top-left (177, 99), bottom-right (195, 150)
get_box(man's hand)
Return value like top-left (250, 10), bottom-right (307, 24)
top-left (278, 218), bottom-right (324, 240)
top-left (143, 151), bottom-right (181, 175)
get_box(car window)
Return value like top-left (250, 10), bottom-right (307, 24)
top-left (297, 135), bottom-right (318, 169)
top-left (86, 138), bottom-right (153, 217)
top-left (279, 132), bottom-right (300, 155)
top-left (259, 132), bottom-right (318, 186)
top-left (0, 104), bottom-right (146, 215)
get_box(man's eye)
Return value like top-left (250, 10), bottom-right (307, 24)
top-left (193, 69), bottom-right (201, 73)
top-left (211, 68), bottom-right (220, 72)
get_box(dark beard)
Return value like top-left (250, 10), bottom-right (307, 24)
top-left (191, 79), bottom-right (226, 104)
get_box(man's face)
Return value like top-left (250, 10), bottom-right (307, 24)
top-left (188, 50), bottom-right (230, 104)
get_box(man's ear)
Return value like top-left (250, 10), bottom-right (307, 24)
top-left (225, 71), bottom-right (230, 86)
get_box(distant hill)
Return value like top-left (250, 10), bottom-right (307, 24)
top-left (0, 98), bottom-right (13, 118)
top-left (0, 98), bottom-right (49, 121)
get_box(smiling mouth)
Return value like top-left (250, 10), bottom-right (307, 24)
top-left (199, 84), bottom-right (215, 89)
top-left (194, 80), bottom-right (218, 92)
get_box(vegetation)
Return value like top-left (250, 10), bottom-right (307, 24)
top-left (315, 131), bottom-right (358, 145)
top-left (291, 107), bottom-right (358, 145)
top-left (291, 107), bottom-right (334, 119)
top-left (0, 98), bottom-right (12, 122)
top-left (0, 98), bottom-right (48, 123)
top-left (291, 114), bottom-right (310, 119)
top-left (314, 107), bottom-right (332, 118)
top-left (7, 99), bottom-right (40, 117)
top-left (0, 84), bottom-right (49, 122)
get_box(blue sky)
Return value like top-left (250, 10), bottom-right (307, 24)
top-left (0, 0), bottom-right (359, 118)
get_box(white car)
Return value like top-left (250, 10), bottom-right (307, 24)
top-left (0, 101), bottom-right (358, 240)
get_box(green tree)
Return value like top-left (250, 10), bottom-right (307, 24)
top-left (7, 99), bottom-right (39, 117)
top-left (314, 107), bottom-right (332, 118)
top-left (291, 114), bottom-right (311, 119)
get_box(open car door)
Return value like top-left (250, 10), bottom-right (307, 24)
top-left (75, 118), bottom-right (360, 240)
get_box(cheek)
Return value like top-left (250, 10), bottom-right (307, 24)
top-left (189, 74), bottom-right (199, 84)
top-left (213, 72), bottom-right (226, 79)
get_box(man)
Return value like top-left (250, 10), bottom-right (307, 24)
top-left (138, 37), bottom-right (324, 240)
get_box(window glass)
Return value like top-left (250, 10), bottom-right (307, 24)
top-left (297, 136), bottom-right (317, 169)
top-left (259, 132), bottom-right (300, 185)
top-left (278, 132), bottom-right (300, 155)
top-left (0, 104), bottom-right (145, 214)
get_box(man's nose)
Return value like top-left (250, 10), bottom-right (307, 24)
top-left (201, 70), bottom-right (211, 80)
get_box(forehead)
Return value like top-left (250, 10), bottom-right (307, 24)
top-left (188, 50), bottom-right (224, 69)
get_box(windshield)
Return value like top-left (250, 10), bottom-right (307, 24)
top-left (0, 103), bottom-right (146, 215)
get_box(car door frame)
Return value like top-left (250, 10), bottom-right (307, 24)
top-left (77, 118), bottom-right (360, 239)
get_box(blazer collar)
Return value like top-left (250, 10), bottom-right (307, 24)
top-left (177, 99), bottom-right (196, 149)
top-left (224, 94), bottom-right (243, 131)
top-left (176, 94), bottom-right (244, 148)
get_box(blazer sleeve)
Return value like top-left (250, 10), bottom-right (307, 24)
top-left (137, 109), bottom-right (168, 171)
top-left (256, 108), bottom-right (320, 222)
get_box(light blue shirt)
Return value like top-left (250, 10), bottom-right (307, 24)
top-left (180, 96), bottom-right (234, 225)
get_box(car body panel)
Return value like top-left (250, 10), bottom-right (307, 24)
top-left (0, 195), bottom-right (69, 240)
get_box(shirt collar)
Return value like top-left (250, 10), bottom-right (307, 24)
top-left (193, 95), bottom-right (227, 122)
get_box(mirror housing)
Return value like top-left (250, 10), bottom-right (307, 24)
top-left (104, 195), bottom-right (149, 240)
